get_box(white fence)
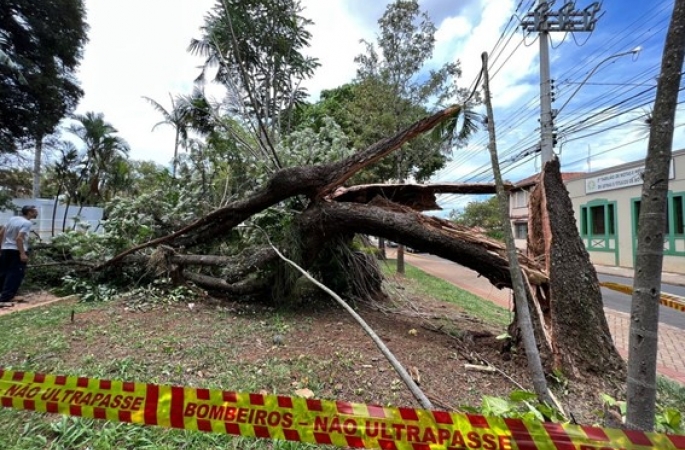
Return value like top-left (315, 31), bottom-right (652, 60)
top-left (0, 198), bottom-right (104, 242)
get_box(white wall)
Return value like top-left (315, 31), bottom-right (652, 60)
top-left (0, 198), bottom-right (104, 242)
top-left (565, 150), bottom-right (685, 274)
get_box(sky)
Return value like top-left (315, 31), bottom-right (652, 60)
top-left (69, 0), bottom-right (683, 213)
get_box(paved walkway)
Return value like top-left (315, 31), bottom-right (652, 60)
top-left (0, 292), bottom-right (76, 317)
top-left (392, 250), bottom-right (685, 384)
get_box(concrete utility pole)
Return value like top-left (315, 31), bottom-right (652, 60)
top-left (522, 1), bottom-right (602, 164)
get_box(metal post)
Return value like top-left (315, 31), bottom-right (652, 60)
top-left (539, 28), bottom-right (554, 164)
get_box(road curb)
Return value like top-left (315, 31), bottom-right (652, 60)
top-left (600, 282), bottom-right (685, 313)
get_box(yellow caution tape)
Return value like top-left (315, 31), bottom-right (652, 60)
top-left (1, 368), bottom-right (684, 449)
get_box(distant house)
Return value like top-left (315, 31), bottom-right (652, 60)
top-left (508, 148), bottom-right (685, 275)
top-left (509, 172), bottom-right (585, 249)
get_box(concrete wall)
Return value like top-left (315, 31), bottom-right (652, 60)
top-left (509, 189), bottom-right (530, 250)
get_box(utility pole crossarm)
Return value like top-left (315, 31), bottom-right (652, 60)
top-left (522, 0), bottom-right (602, 165)
top-left (521, 1), bottom-right (601, 32)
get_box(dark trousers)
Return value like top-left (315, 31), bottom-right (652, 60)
top-left (0, 250), bottom-right (26, 302)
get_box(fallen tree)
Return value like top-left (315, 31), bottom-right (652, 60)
top-left (85, 102), bottom-right (623, 381)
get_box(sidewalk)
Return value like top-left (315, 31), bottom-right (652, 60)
top-left (0, 292), bottom-right (76, 317)
top-left (594, 263), bottom-right (685, 288)
top-left (396, 251), bottom-right (685, 385)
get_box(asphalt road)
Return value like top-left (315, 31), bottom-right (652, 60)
top-left (598, 274), bottom-right (685, 330)
top-left (401, 251), bottom-right (685, 330)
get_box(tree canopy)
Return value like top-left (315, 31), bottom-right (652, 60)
top-left (188, 0), bottom-right (319, 171)
top-left (450, 196), bottom-right (503, 239)
top-left (0, 0), bottom-right (88, 152)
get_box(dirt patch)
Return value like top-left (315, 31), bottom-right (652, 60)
top-left (48, 289), bottom-right (621, 427)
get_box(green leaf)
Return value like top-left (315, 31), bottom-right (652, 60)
top-left (459, 405), bottom-right (480, 413)
top-left (600, 393), bottom-right (616, 406)
top-left (509, 390), bottom-right (538, 402)
top-left (664, 408), bottom-right (682, 430)
top-left (482, 396), bottom-right (513, 416)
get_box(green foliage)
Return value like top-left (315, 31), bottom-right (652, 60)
top-left (0, 189), bottom-right (16, 212)
top-left (597, 391), bottom-right (684, 433)
top-left (279, 116), bottom-right (354, 167)
top-left (341, 0), bottom-right (476, 183)
top-left (0, 0), bottom-right (88, 151)
top-left (450, 196), bottom-right (504, 239)
top-left (66, 111), bottom-right (131, 206)
top-left (461, 391), bottom-right (567, 423)
top-left (58, 275), bottom-right (118, 302)
top-left (296, 80), bottom-right (446, 183)
top-left (189, 0), bottom-right (320, 171)
top-left (0, 167), bottom-right (32, 201)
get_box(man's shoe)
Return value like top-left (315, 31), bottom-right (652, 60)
top-left (0, 302), bottom-right (15, 308)
top-left (13, 297), bottom-right (28, 303)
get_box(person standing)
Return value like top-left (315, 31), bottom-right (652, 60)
top-left (0, 205), bottom-right (38, 306)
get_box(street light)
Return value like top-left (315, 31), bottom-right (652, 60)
top-left (556, 47), bottom-right (642, 115)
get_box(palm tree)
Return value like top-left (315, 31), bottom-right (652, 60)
top-left (45, 141), bottom-right (79, 235)
top-left (143, 94), bottom-right (190, 178)
top-left (175, 86), bottom-right (216, 137)
top-left (68, 111), bottom-right (130, 205)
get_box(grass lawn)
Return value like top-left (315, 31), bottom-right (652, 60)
top-left (0, 262), bottom-right (511, 449)
top-left (380, 260), bottom-right (511, 327)
top-left (0, 262), bottom-right (682, 448)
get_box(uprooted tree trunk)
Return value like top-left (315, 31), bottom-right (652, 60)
top-left (94, 101), bottom-right (623, 381)
top-left (527, 159), bottom-right (625, 377)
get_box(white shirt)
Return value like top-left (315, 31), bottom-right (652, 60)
top-left (2, 216), bottom-right (33, 251)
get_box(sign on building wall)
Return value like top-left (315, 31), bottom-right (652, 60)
top-left (585, 159), bottom-right (675, 194)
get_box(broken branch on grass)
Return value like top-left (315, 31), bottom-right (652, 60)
top-left (259, 229), bottom-right (434, 410)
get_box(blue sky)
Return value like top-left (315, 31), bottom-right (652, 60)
top-left (70, 0), bottom-right (681, 214)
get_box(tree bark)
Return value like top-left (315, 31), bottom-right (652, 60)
top-left (527, 160), bottom-right (625, 377)
top-left (32, 137), bottom-right (43, 199)
top-left (481, 51), bottom-right (553, 406)
top-left (183, 271), bottom-right (271, 296)
top-left (626, 0), bottom-right (685, 431)
top-left (296, 201), bottom-right (547, 291)
top-left (331, 183), bottom-right (509, 212)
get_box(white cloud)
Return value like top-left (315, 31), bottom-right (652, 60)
top-left (300, 0), bottom-right (373, 99)
top-left (74, 0), bottom-right (216, 165)
top-left (70, 0), bottom-right (374, 167)
top-left (68, 0), bottom-right (684, 182)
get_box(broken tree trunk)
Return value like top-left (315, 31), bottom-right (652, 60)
top-left (527, 159), bottom-right (625, 377)
top-left (481, 50), bottom-right (554, 407)
top-left (295, 201), bottom-right (547, 291)
top-left (330, 182), bottom-right (510, 211)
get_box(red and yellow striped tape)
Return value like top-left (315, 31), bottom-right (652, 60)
top-left (1, 368), bottom-right (683, 449)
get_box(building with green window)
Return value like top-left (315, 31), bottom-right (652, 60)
top-left (565, 149), bottom-right (685, 274)
top-left (509, 149), bottom-right (685, 275)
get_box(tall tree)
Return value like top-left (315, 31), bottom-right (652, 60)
top-left (0, 0), bottom-right (88, 197)
top-left (626, 0), bottom-right (685, 431)
top-left (481, 51), bottom-right (554, 408)
top-left (188, 0), bottom-right (319, 171)
top-left (450, 196), bottom-right (503, 239)
top-left (143, 94), bottom-right (190, 178)
top-left (68, 112), bottom-right (130, 206)
top-left (354, 0), bottom-right (475, 273)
